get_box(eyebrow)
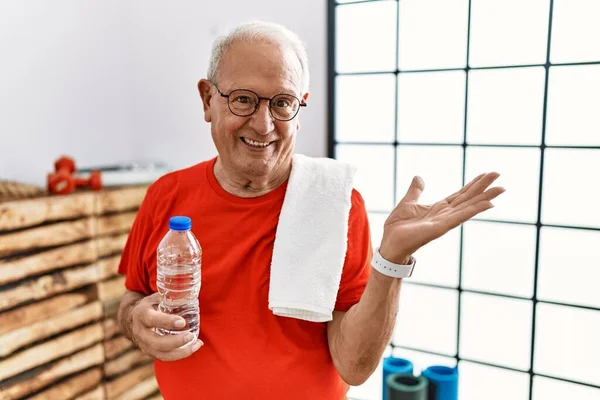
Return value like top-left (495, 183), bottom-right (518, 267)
top-left (225, 84), bottom-right (299, 97)
top-left (274, 86), bottom-right (299, 95)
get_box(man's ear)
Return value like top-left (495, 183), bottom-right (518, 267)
top-left (297, 91), bottom-right (309, 130)
top-left (198, 79), bottom-right (214, 123)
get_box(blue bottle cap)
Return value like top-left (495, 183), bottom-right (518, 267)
top-left (169, 216), bottom-right (192, 231)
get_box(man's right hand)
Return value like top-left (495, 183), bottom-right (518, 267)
top-left (122, 292), bottom-right (203, 361)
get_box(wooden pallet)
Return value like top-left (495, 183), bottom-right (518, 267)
top-left (0, 186), bottom-right (163, 400)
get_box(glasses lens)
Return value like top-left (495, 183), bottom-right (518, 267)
top-left (228, 90), bottom-right (259, 116)
top-left (270, 94), bottom-right (300, 121)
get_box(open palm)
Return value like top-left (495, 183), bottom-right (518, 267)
top-left (379, 172), bottom-right (505, 264)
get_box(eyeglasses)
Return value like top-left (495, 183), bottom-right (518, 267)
top-left (212, 83), bottom-right (307, 122)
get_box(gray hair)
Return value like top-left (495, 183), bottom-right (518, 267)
top-left (207, 21), bottom-right (309, 93)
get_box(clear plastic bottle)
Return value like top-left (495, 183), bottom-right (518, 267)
top-left (156, 216), bottom-right (201, 340)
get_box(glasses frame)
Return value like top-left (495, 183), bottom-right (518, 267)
top-left (212, 83), bottom-right (307, 122)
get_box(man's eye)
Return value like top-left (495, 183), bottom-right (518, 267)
top-left (235, 96), bottom-right (252, 104)
top-left (275, 99), bottom-right (291, 108)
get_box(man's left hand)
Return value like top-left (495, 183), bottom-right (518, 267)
top-left (379, 172), bottom-right (505, 264)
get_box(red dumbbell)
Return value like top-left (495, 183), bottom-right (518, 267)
top-left (47, 156), bottom-right (77, 194)
top-left (74, 171), bottom-right (103, 191)
top-left (47, 156), bottom-right (103, 194)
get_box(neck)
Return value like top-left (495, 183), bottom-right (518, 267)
top-left (213, 157), bottom-right (291, 198)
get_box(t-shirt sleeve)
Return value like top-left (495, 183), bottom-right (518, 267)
top-left (334, 189), bottom-right (374, 312)
top-left (117, 187), bottom-right (155, 295)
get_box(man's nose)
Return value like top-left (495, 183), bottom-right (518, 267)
top-left (248, 100), bottom-right (275, 135)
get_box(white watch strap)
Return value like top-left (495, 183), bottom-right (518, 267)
top-left (371, 247), bottom-right (416, 278)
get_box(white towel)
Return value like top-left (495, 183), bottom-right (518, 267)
top-left (268, 153), bottom-right (356, 322)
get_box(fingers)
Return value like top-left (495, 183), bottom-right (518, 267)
top-left (445, 173), bottom-right (485, 203)
top-left (400, 176), bottom-right (425, 203)
top-left (137, 328), bottom-right (204, 361)
top-left (155, 338), bottom-right (203, 361)
top-left (454, 186), bottom-right (505, 213)
top-left (143, 329), bottom-right (200, 352)
top-left (449, 172), bottom-right (500, 206)
top-left (438, 186), bottom-right (504, 229)
top-left (431, 184), bottom-right (503, 232)
top-left (139, 307), bottom-right (186, 331)
top-left (442, 201), bottom-right (496, 230)
top-left (144, 292), bottom-right (162, 305)
top-left (129, 294), bottom-right (204, 362)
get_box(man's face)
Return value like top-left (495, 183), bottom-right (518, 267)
top-left (199, 40), bottom-right (308, 181)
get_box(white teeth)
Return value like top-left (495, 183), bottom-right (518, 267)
top-left (242, 137), bottom-right (270, 148)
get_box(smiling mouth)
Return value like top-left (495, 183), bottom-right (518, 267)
top-left (241, 137), bottom-right (273, 148)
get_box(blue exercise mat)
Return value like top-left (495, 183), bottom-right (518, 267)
top-left (421, 365), bottom-right (458, 400)
top-left (387, 373), bottom-right (429, 400)
top-left (383, 357), bottom-right (414, 400)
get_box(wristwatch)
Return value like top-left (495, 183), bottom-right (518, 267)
top-left (371, 247), bottom-right (417, 279)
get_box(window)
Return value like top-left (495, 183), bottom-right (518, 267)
top-left (328, 1), bottom-right (600, 399)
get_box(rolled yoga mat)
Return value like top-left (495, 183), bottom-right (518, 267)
top-left (421, 366), bottom-right (458, 400)
top-left (386, 373), bottom-right (429, 400)
top-left (382, 357), bottom-right (414, 400)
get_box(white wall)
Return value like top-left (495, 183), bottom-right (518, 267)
top-left (0, 0), bottom-right (327, 186)
top-left (0, 0), bottom-right (133, 185)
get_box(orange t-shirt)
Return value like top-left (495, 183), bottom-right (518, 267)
top-left (118, 157), bottom-right (373, 400)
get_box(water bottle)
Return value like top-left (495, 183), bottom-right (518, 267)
top-left (156, 216), bottom-right (202, 340)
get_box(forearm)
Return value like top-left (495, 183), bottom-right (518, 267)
top-left (117, 289), bottom-right (145, 344)
top-left (329, 269), bottom-right (403, 385)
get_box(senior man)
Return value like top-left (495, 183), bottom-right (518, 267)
top-left (117, 21), bottom-right (504, 399)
